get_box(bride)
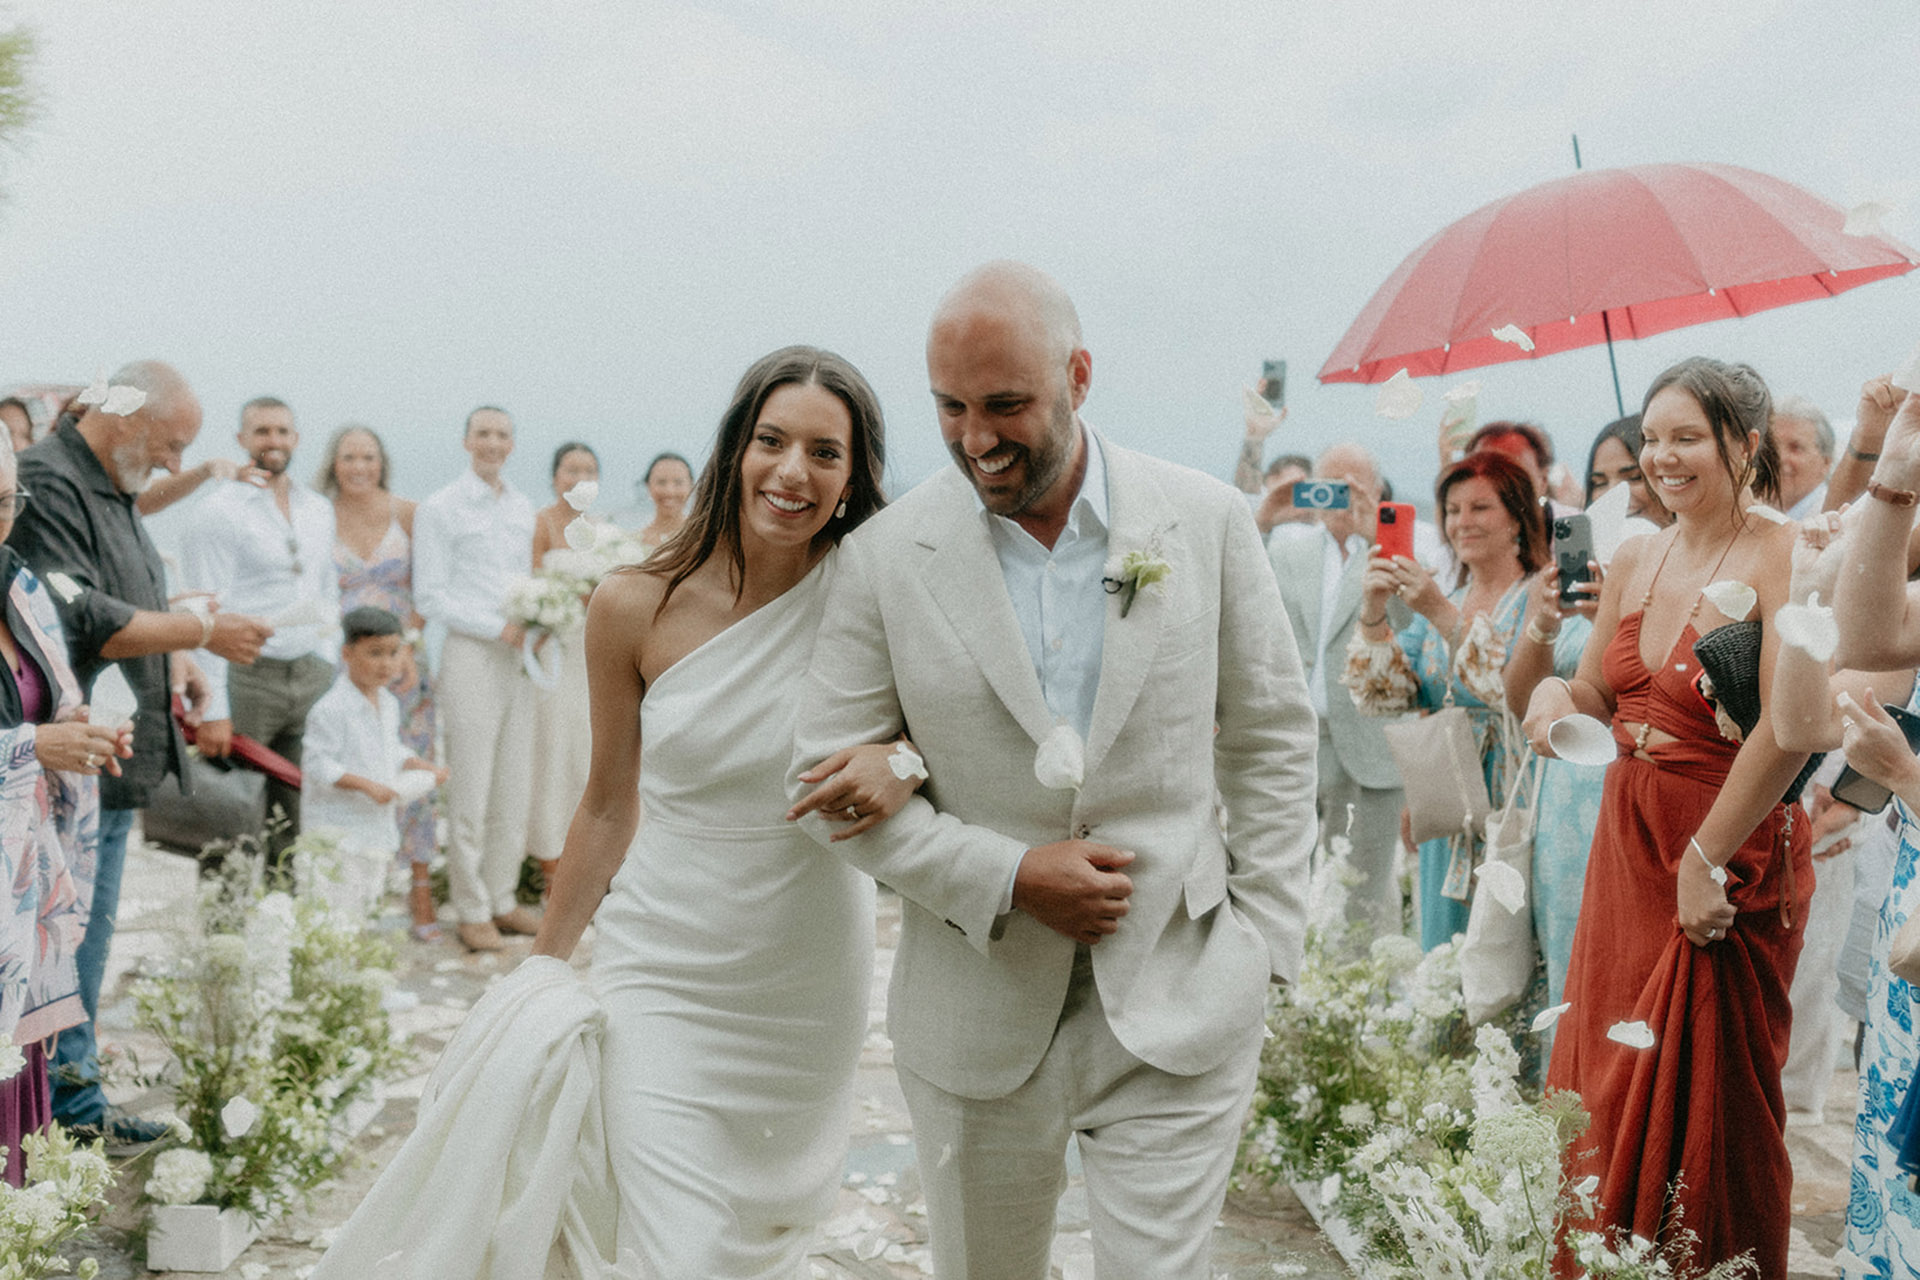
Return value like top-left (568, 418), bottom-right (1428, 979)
top-left (314, 346), bottom-right (913, 1279)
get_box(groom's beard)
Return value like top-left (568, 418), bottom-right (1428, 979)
top-left (951, 388), bottom-right (1077, 519)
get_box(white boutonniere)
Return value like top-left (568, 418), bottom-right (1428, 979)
top-left (1102, 538), bottom-right (1171, 619)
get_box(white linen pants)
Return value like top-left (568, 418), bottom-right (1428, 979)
top-left (897, 947), bottom-right (1262, 1280)
top-left (438, 632), bottom-right (535, 925)
top-left (1782, 822), bottom-right (1861, 1117)
top-left (1317, 724), bottom-right (1405, 940)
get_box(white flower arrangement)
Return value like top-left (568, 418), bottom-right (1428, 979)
top-left (0, 1126), bottom-right (113, 1277)
top-left (1101, 536), bottom-right (1171, 619)
top-left (131, 837), bottom-right (411, 1224)
top-left (503, 520), bottom-right (652, 635)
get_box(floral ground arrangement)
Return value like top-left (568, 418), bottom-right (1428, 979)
top-left (1238, 848), bottom-right (1757, 1280)
top-left (0, 1123), bottom-right (113, 1279)
top-left (130, 841), bottom-right (411, 1237)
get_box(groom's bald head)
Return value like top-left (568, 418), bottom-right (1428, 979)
top-left (929, 261), bottom-right (1084, 370)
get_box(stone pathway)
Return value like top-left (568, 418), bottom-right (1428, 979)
top-left (75, 836), bottom-right (1858, 1276)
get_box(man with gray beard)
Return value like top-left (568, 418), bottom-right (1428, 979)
top-left (8, 360), bottom-right (272, 1144)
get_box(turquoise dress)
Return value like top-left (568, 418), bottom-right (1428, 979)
top-left (1530, 615), bottom-right (1606, 1005)
top-left (1395, 583), bottom-right (1529, 951)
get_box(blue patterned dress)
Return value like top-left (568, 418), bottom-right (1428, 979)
top-left (1531, 615), bottom-right (1606, 1007)
top-left (1844, 682), bottom-right (1920, 1277)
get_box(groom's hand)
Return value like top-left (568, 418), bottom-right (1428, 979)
top-left (1013, 842), bottom-right (1134, 945)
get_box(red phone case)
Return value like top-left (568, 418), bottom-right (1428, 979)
top-left (1376, 502), bottom-right (1416, 560)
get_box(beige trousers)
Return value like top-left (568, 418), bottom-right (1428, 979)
top-left (438, 633), bottom-right (535, 924)
top-left (897, 947), bottom-right (1262, 1280)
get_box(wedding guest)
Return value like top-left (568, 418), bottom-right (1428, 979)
top-left (8, 361), bottom-right (271, 1143)
top-left (1771, 393), bottom-right (1835, 520)
top-left (635, 452), bottom-right (693, 554)
top-left (1506, 415), bottom-right (1671, 1008)
top-left (1526, 357), bottom-right (1810, 1276)
top-left (317, 424), bottom-right (439, 940)
top-left (1269, 443), bottom-right (1410, 939)
top-left (300, 606), bottom-right (447, 923)
top-left (182, 396), bottom-right (340, 868)
top-left (527, 442), bottom-right (601, 890)
top-left (1346, 451), bottom-right (1547, 949)
top-left (413, 406), bottom-right (538, 953)
top-left (0, 435), bottom-right (124, 1183)
top-left (134, 455), bottom-right (260, 516)
top-left (1821, 388), bottom-right (1920, 1274)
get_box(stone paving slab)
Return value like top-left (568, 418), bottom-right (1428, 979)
top-left (72, 836), bottom-right (1857, 1276)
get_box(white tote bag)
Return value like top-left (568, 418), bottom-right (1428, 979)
top-left (1460, 752), bottom-right (1544, 1025)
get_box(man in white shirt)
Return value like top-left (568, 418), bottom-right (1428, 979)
top-left (413, 407), bottom-right (539, 952)
top-left (183, 396), bottom-right (340, 867)
top-left (1268, 444), bottom-right (1411, 939)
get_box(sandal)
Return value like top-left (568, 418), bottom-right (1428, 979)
top-left (409, 881), bottom-right (442, 942)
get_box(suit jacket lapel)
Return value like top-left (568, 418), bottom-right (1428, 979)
top-left (917, 471), bottom-right (1057, 748)
top-left (1325, 537), bottom-right (1368, 638)
top-left (1084, 441), bottom-right (1175, 779)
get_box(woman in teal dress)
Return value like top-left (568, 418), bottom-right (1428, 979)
top-left (1345, 452), bottom-right (1548, 950)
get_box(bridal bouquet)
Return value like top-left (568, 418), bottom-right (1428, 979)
top-left (132, 841), bottom-right (410, 1222)
top-left (502, 505), bottom-right (652, 638)
top-left (0, 1126), bottom-right (114, 1278)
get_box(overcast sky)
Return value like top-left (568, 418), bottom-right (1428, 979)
top-left (2, 1), bottom-right (1917, 518)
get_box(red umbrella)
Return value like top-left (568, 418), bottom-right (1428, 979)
top-left (1319, 162), bottom-right (1918, 395)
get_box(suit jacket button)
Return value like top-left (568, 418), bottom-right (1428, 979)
top-left (1075, 825), bottom-right (1091, 840)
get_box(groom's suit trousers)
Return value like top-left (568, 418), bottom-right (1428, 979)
top-left (897, 947), bottom-right (1262, 1280)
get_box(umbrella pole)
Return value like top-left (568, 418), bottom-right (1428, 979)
top-left (1601, 310), bottom-right (1626, 419)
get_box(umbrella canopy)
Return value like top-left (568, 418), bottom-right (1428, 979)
top-left (1319, 162), bottom-right (1918, 385)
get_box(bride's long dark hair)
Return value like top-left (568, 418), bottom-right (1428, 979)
top-left (646, 345), bottom-right (887, 611)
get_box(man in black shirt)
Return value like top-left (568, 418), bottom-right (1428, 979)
top-left (9, 360), bottom-right (272, 1143)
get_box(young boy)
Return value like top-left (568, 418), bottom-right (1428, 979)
top-left (300, 606), bottom-right (448, 922)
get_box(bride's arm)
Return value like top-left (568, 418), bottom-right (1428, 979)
top-left (531, 572), bottom-right (653, 961)
top-left (787, 737), bottom-right (927, 841)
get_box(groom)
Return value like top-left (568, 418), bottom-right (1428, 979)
top-left (791, 261), bottom-right (1317, 1277)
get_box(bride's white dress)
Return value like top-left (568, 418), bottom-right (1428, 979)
top-left (313, 559), bottom-right (874, 1279)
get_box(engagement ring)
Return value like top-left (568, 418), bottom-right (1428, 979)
top-left (1706, 927), bottom-right (1719, 939)
top-left (845, 806), bottom-right (860, 820)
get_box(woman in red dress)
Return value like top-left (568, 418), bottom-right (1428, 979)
top-left (1523, 357), bottom-right (1813, 1278)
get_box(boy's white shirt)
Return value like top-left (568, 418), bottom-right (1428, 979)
top-left (301, 671), bottom-right (412, 857)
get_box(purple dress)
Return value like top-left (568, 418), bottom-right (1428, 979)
top-left (334, 518), bottom-right (438, 867)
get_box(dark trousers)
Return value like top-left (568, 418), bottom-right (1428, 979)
top-left (227, 653), bottom-right (334, 863)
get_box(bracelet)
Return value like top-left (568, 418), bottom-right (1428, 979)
top-left (196, 611), bottom-right (215, 648)
top-left (1869, 479), bottom-right (1919, 508)
top-left (1358, 611), bottom-right (1387, 628)
top-left (1525, 618), bottom-right (1561, 646)
top-left (1690, 836), bottom-right (1728, 886)
top-left (1851, 447), bottom-right (1881, 462)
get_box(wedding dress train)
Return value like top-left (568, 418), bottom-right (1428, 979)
top-left (314, 559), bottom-right (874, 1278)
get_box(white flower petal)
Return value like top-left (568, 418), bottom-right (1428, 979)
top-left (563, 480), bottom-right (600, 511)
top-left (1894, 341), bottom-right (1920, 396)
top-left (1843, 201), bottom-right (1893, 237)
top-left (1700, 579), bottom-right (1756, 621)
top-left (887, 743), bottom-right (929, 782)
top-left (1240, 386), bottom-right (1279, 422)
top-left (1530, 1002), bottom-right (1571, 1032)
top-left (1746, 503), bottom-right (1791, 525)
top-left (1491, 323), bottom-right (1536, 352)
top-left (1606, 1019), bottom-right (1656, 1050)
top-left (1474, 859), bottom-right (1527, 914)
top-left (1442, 379), bottom-right (1481, 404)
top-left (1775, 593), bottom-right (1840, 663)
top-left (0, 1042), bottom-right (23, 1082)
top-left (1033, 724), bottom-right (1085, 792)
top-left (74, 373), bottom-right (109, 407)
top-left (99, 385), bottom-right (148, 416)
top-left (562, 515), bottom-right (597, 551)
top-left (1374, 369), bottom-right (1423, 420)
top-left (221, 1095), bottom-right (259, 1139)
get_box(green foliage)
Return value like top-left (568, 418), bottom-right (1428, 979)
top-left (0, 22), bottom-right (38, 151)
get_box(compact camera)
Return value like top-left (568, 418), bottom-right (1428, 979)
top-left (1290, 479), bottom-right (1350, 510)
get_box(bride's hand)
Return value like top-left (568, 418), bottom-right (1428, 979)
top-left (787, 739), bottom-right (926, 841)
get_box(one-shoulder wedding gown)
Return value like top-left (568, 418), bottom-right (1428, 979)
top-left (313, 557), bottom-right (874, 1279)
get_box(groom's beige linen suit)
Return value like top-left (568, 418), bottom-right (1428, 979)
top-left (792, 432), bottom-right (1317, 1276)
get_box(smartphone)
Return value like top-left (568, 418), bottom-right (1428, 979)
top-left (1553, 514), bottom-right (1595, 607)
top-left (1260, 359), bottom-right (1287, 409)
top-left (1376, 501), bottom-right (1416, 560)
top-left (1831, 703), bottom-right (1920, 813)
top-left (1291, 479), bottom-right (1350, 510)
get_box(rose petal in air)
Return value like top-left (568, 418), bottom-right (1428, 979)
top-left (1745, 503), bottom-right (1791, 525)
top-left (1374, 369), bottom-right (1423, 420)
top-left (1474, 859), bottom-right (1527, 914)
top-left (563, 515), bottom-right (597, 551)
top-left (1775, 593), bottom-right (1840, 663)
top-left (1606, 1020), bottom-right (1656, 1050)
top-left (1530, 1002), bottom-right (1571, 1032)
top-left (1843, 201), bottom-right (1893, 237)
top-left (1491, 324), bottom-right (1536, 352)
top-left (1700, 579), bottom-right (1756, 621)
top-left (1033, 723), bottom-right (1086, 791)
top-left (74, 372), bottom-right (109, 407)
top-left (100, 385), bottom-right (148, 416)
top-left (563, 480), bottom-right (600, 511)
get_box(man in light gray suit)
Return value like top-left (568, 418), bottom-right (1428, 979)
top-left (1267, 444), bottom-right (1409, 939)
top-left (790, 262), bottom-right (1317, 1278)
